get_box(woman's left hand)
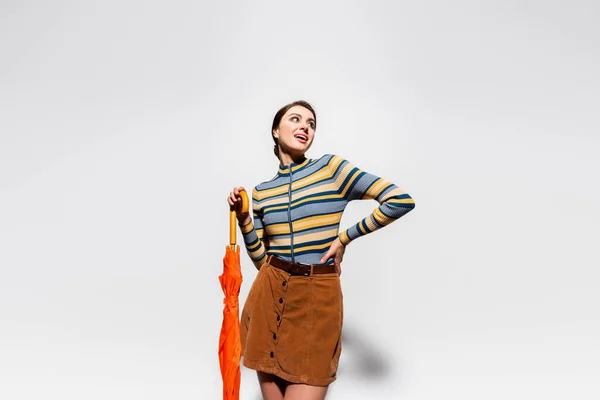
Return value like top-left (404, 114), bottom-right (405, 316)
top-left (320, 237), bottom-right (346, 275)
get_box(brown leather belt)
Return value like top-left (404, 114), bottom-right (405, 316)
top-left (266, 255), bottom-right (337, 276)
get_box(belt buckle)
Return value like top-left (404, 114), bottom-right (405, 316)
top-left (292, 262), bottom-right (311, 276)
top-left (302, 263), bottom-right (312, 276)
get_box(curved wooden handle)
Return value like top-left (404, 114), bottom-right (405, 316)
top-left (230, 189), bottom-right (249, 246)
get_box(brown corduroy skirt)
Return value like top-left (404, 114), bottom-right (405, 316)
top-left (240, 255), bottom-right (343, 386)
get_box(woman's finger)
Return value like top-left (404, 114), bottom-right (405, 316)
top-left (334, 258), bottom-right (342, 275)
top-left (320, 250), bottom-right (331, 264)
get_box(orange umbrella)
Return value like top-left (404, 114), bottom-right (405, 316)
top-left (218, 190), bottom-right (248, 400)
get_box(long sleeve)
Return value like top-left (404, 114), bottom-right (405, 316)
top-left (239, 187), bottom-right (269, 269)
top-left (335, 156), bottom-right (415, 246)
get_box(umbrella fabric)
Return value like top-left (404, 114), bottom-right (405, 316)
top-left (218, 244), bottom-right (243, 400)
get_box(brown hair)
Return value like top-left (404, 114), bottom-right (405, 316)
top-left (271, 100), bottom-right (317, 160)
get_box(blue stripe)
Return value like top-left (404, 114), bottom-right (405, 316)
top-left (294, 222), bottom-right (340, 235)
top-left (293, 188), bottom-right (348, 202)
top-left (295, 236), bottom-right (339, 247)
top-left (240, 154), bottom-right (414, 266)
top-left (375, 183), bottom-right (395, 201)
top-left (360, 219), bottom-right (372, 233)
top-left (263, 197), bottom-right (345, 214)
top-left (370, 214), bottom-right (382, 229)
top-left (361, 179), bottom-right (379, 199)
top-left (343, 170), bottom-right (366, 198)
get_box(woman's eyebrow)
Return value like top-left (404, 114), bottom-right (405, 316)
top-left (289, 112), bottom-right (315, 122)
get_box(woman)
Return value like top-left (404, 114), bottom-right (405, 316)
top-left (227, 100), bottom-right (415, 400)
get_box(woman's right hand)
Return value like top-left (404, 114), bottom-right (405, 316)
top-left (228, 186), bottom-right (251, 226)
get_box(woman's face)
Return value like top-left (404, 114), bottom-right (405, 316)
top-left (273, 105), bottom-right (316, 157)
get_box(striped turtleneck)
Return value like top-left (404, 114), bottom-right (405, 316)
top-left (239, 154), bottom-right (415, 268)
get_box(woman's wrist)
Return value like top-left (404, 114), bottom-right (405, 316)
top-left (238, 215), bottom-right (252, 227)
top-left (338, 231), bottom-right (351, 246)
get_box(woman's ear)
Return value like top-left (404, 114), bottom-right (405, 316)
top-left (272, 128), bottom-right (279, 139)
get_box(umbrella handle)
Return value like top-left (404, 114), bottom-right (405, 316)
top-left (230, 189), bottom-right (249, 246)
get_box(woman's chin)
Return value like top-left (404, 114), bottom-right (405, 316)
top-left (285, 147), bottom-right (308, 157)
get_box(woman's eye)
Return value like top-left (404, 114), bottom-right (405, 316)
top-left (308, 122), bottom-right (315, 129)
top-left (291, 116), bottom-right (299, 122)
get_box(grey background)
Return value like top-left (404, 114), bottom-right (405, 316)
top-left (1, 1), bottom-right (599, 399)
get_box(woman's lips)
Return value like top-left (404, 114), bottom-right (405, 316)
top-left (294, 134), bottom-right (308, 143)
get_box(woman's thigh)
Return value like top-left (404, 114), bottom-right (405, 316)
top-left (257, 371), bottom-right (286, 400)
top-left (284, 383), bottom-right (328, 400)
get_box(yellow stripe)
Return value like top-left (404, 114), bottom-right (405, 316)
top-left (255, 157), bottom-right (343, 203)
top-left (382, 187), bottom-right (406, 198)
top-left (254, 157), bottom-right (359, 212)
top-left (373, 208), bottom-right (385, 223)
top-left (263, 203), bottom-right (289, 212)
top-left (249, 247), bottom-right (265, 258)
top-left (291, 193), bottom-right (345, 208)
top-left (293, 212), bottom-right (343, 231)
top-left (338, 231), bottom-right (351, 245)
top-left (268, 248), bottom-right (292, 255)
top-left (373, 208), bottom-right (395, 225)
top-left (293, 242), bottom-right (332, 252)
top-left (334, 162), bottom-right (360, 191)
top-left (364, 178), bottom-right (388, 200)
top-left (253, 184), bottom-right (290, 202)
top-left (269, 238), bottom-right (291, 247)
top-left (248, 240), bottom-right (262, 251)
top-left (357, 221), bottom-right (368, 235)
top-left (388, 197), bottom-right (415, 205)
top-left (291, 156), bottom-right (344, 191)
top-left (265, 222), bottom-right (292, 236)
top-left (365, 216), bottom-right (379, 231)
top-left (290, 162), bottom-right (360, 205)
top-left (293, 181), bottom-right (340, 198)
top-left (292, 227), bottom-right (339, 244)
top-left (264, 192), bottom-right (345, 212)
top-left (240, 223), bottom-right (253, 234)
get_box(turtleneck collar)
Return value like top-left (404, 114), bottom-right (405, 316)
top-left (277, 156), bottom-right (310, 175)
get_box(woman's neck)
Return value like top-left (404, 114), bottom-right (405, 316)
top-left (279, 152), bottom-right (306, 167)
